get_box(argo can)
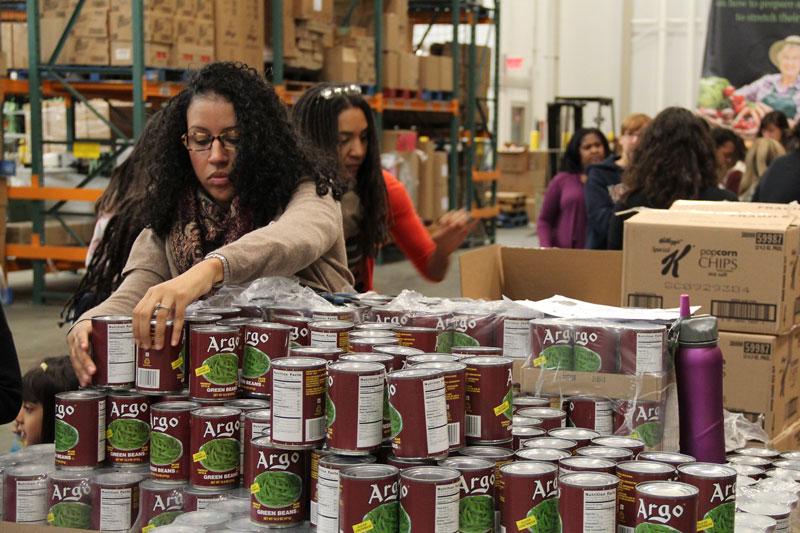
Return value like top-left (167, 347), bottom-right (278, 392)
top-left (199, 306), bottom-right (241, 320)
top-left (136, 319), bottom-right (184, 394)
top-left (464, 356), bottom-right (513, 444)
top-left (189, 325), bottom-right (240, 401)
top-left (340, 352), bottom-right (395, 372)
top-left (270, 357), bottom-right (327, 446)
top-left (181, 486), bottom-right (228, 511)
top-left (106, 390), bottom-right (150, 466)
top-left (90, 471), bottom-right (145, 532)
top-left (576, 446), bottom-right (635, 463)
top-left (399, 466), bottom-right (461, 533)
top-left (616, 460), bottom-right (678, 532)
top-left (530, 318), bottom-right (573, 371)
top-left (563, 395), bottom-right (614, 435)
top-left (498, 461), bottom-right (560, 533)
top-left (273, 314), bottom-right (313, 347)
top-left (311, 454), bottom-right (375, 532)
top-left (136, 479), bottom-right (185, 530)
top-left (309, 320), bottom-right (353, 350)
top-left (406, 353), bottom-right (458, 366)
top-left (677, 463), bottom-right (737, 533)
top-left (516, 407), bottom-right (566, 431)
top-left (189, 407), bottom-right (241, 490)
top-left (614, 399), bottom-right (664, 449)
top-left (558, 472), bottom-right (619, 533)
top-left (513, 396), bottom-right (552, 412)
top-left (547, 428), bottom-right (600, 449)
top-left (452, 346), bottom-right (503, 359)
top-left (386, 455), bottom-right (437, 470)
top-left (47, 470), bottom-right (92, 529)
top-left (240, 322), bottom-right (291, 398)
top-left (571, 320), bottom-right (619, 372)
top-left (522, 437), bottom-right (579, 454)
top-left (290, 345), bottom-right (345, 364)
top-left (55, 390), bottom-right (106, 469)
top-left (242, 408), bottom-right (271, 486)
top-left (619, 322), bottom-right (668, 374)
top-left (248, 435), bottom-right (308, 527)
top-left (181, 314), bottom-right (222, 385)
top-left (559, 456), bottom-right (617, 475)
top-left (461, 445), bottom-right (515, 496)
top-left (415, 361), bottom-right (467, 451)
top-left (90, 315), bottom-right (135, 389)
top-left (150, 401), bottom-right (199, 482)
top-left (637, 451), bottom-right (696, 467)
top-left (395, 325), bottom-right (438, 352)
top-left (635, 481), bottom-right (699, 533)
top-left (371, 307), bottom-right (412, 327)
top-left (439, 457), bottom-right (496, 533)
top-left (338, 465), bottom-right (400, 533)
top-left (226, 398), bottom-right (269, 483)
top-left (515, 447), bottom-right (572, 465)
top-left (512, 427), bottom-right (546, 450)
top-left (4, 464), bottom-right (51, 525)
top-left (349, 337), bottom-right (399, 353)
top-left (592, 436), bottom-right (646, 457)
top-left (325, 361), bottom-right (386, 454)
top-left (373, 345), bottom-right (424, 370)
top-left (387, 368), bottom-right (450, 459)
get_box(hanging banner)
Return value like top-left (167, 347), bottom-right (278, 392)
top-left (698, 0), bottom-right (800, 136)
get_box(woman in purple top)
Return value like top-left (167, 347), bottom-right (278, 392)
top-left (537, 128), bottom-right (609, 248)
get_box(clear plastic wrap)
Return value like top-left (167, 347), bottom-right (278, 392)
top-left (724, 410), bottom-right (770, 452)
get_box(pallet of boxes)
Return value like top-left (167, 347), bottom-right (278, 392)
top-left (496, 147), bottom-right (551, 225)
top-left (266, 0), bottom-right (334, 72)
top-left (622, 200), bottom-right (800, 449)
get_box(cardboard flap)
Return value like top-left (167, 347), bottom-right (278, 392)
top-left (459, 245), bottom-right (503, 300)
top-left (628, 208), bottom-right (798, 230)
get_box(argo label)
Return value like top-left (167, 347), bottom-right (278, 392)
top-left (106, 391), bottom-right (150, 465)
top-left (387, 368), bottom-right (449, 459)
top-left (614, 400), bottom-right (664, 449)
top-left (558, 472), bottom-right (619, 533)
top-left (464, 357), bottom-right (513, 443)
top-left (149, 401), bottom-right (199, 482)
top-left (338, 464), bottom-right (400, 533)
top-left (249, 436), bottom-right (307, 527)
top-left (55, 390), bottom-right (106, 468)
top-left (440, 457), bottom-right (495, 533)
top-left (498, 461), bottom-right (560, 533)
top-left (240, 322), bottom-right (291, 397)
top-left (677, 463), bottom-right (737, 533)
top-left (189, 326), bottom-right (240, 401)
top-left (325, 362), bottom-right (385, 453)
top-left (47, 472), bottom-right (92, 529)
top-left (190, 407), bottom-right (241, 490)
top-left (634, 481), bottom-right (699, 533)
top-left (137, 479), bottom-right (185, 530)
top-left (399, 466), bottom-right (460, 533)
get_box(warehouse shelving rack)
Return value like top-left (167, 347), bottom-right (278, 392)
top-left (3, 0), bottom-right (180, 303)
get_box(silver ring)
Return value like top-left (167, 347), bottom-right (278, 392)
top-left (153, 303), bottom-right (168, 312)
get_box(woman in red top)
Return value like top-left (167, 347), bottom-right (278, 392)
top-left (293, 84), bottom-right (476, 291)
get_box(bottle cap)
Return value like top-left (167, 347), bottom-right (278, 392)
top-left (678, 315), bottom-right (718, 344)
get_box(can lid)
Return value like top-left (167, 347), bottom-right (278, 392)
top-left (350, 330), bottom-right (396, 338)
top-left (49, 470), bottom-right (93, 482)
top-left (737, 500), bottom-right (792, 517)
top-left (734, 513), bottom-right (778, 530)
top-left (341, 464), bottom-right (399, 479)
top-left (516, 407), bottom-right (565, 419)
top-left (92, 315), bottom-right (132, 322)
top-left (559, 457), bottom-right (616, 469)
top-left (617, 460), bottom-right (676, 475)
top-left (152, 400), bottom-right (201, 411)
top-left (734, 447), bottom-right (780, 458)
top-left (290, 347), bottom-right (344, 356)
top-left (727, 464), bottom-right (765, 477)
top-left (224, 399), bottom-right (269, 411)
top-left (400, 466), bottom-right (460, 483)
top-left (678, 315), bottom-right (718, 344)
top-left (183, 485), bottom-right (231, 496)
top-left (452, 346), bottom-right (502, 353)
top-left (273, 314), bottom-right (313, 323)
top-left (190, 325), bottom-right (239, 334)
top-left (677, 462), bottom-right (737, 478)
top-left (548, 428), bottom-right (600, 440)
top-left (192, 406), bottom-right (241, 418)
top-left (592, 436), bottom-right (645, 448)
top-left (769, 468), bottom-right (800, 481)
top-left (619, 322), bottom-right (667, 333)
top-left (514, 396), bottom-right (551, 407)
top-left (439, 457), bottom-right (494, 471)
top-left (355, 322), bottom-right (397, 331)
top-left (461, 446), bottom-right (515, 460)
top-left (512, 416), bottom-right (544, 427)
top-left (414, 362), bottom-right (468, 373)
top-left (388, 368), bottom-right (442, 380)
top-left (310, 320), bottom-right (354, 329)
top-left (462, 356), bottom-right (513, 366)
top-left (772, 459), bottom-right (800, 470)
top-left (397, 326), bottom-right (439, 334)
top-left (140, 478), bottom-right (188, 491)
top-left (94, 471), bottom-right (146, 486)
top-left (173, 510), bottom-right (232, 527)
top-left (780, 451), bottom-right (800, 461)
top-left (6, 462), bottom-right (52, 477)
top-left (272, 356), bottom-right (327, 368)
top-left (244, 321), bottom-right (292, 332)
top-left (328, 361), bottom-right (386, 373)
top-left (638, 451), bottom-right (696, 464)
top-left (406, 354), bottom-right (457, 364)
top-left (320, 455), bottom-right (376, 468)
top-left (728, 455), bottom-right (772, 466)
top-left (576, 446), bottom-right (633, 459)
top-left (636, 480), bottom-right (698, 497)
top-left (500, 461), bottom-right (558, 476)
top-left (512, 427), bottom-right (546, 437)
top-left (340, 353), bottom-right (394, 363)
top-left (197, 306), bottom-right (241, 314)
top-left (56, 389), bottom-right (106, 401)
top-left (350, 338), bottom-right (398, 345)
top-left (523, 437), bottom-right (577, 450)
top-left (244, 408), bottom-right (271, 421)
top-left (559, 472), bottom-right (619, 488)
top-left (373, 346), bottom-right (424, 356)
top-left (515, 448), bottom-right (571, 461)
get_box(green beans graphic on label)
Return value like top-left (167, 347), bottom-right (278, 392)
top-left (199, 438), bottom-right (240, 472)
top-left (459, 495), bottom-right (494, 533)
top-left (363, 501), bottom-right (399, 533)
top-left (48, 502), bottom-right (92, 529)
top-left (108, 418), bottom-right (149, 451)
top-left (253, 471), bottom-right (302, 508)
top-left (529, 497), bottom-right (561, 533)
top-left (55, 419), bottom-right (79, 452)
top-left (202, 352), bottom-right (239, 385)
top-left (150, 431), bottom-right (183, 465)
top-left (242, 346), bottom-right (270, 379)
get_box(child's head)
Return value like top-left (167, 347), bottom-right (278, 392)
top-left (16, 356), bottom-right (79, 447)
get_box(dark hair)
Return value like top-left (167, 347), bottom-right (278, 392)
top-left (22, 356), bottom-right (79, 444)
top-left (292, 83), bottom-right (387, 258)
top-left (711, 127), bottom-right (746, 161)
top-left (623, 107), bottom-right (719, 208)
top-left (759, 110), bottom-right (791, 142)
top-left (560, 128), bottom-right (610, 173)
top-left (145, 62), bottom-right (334, 239)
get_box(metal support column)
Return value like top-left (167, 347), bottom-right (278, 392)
top-left (26, 0), bottom-right (45, 303)
top-left (489, 0), bottom-right (500, 243)
top-left (271, 0), bottom-right (284, 85)
top-left (374, 0), bottom-right (384, 134)
top-left (464, 7), bottom-right (477, 213)
top-left (448, 0), bottom-right (460, 211)
top-left (132, 0), bottom-right (145, 136)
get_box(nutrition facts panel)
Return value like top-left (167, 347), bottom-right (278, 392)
top-left (108, 323), bottom-right (135, 383)
top-left (434, 481), bottom-right (460, 533)
top-left (502, 318), bottom-right (533, 358)
top-left (583, 488), bottom-right (617, 532)
top-left (636, 332), bottom-right (664, 373)
top-left (357, 374), bottom-right (384, 447)
top-left (15, 480), bottom-right (47, 523)
top-left (272, 369), bottom-right (303, 442)
top-left (100, 488), bottom-right (132, 531)
top-left (423, 377), bottom-right (450, 455)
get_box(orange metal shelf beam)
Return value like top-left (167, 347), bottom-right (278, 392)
top-left (6, 243), bottom-right (88, 263)
top-left (470, 205), bottom-right (500, 219)
top-left (472, 170), bottom-right (499, 182)
top-left (0, 78), bottom-right (182, 101)
top-left (279, 86), bottom-right (458, 115)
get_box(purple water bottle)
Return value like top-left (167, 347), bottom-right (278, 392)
top-left (675, 314), bottom-right (726, 463)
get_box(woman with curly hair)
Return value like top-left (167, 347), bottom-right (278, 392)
top-left (607, 107), bottom-right (737, 250)
top-left (66, 62), bottom-right (353, 386)
top-left (292, 84), bottom-right (476, 292)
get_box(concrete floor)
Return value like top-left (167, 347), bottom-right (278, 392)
top-left (1, 225), bottom-right (538, 451)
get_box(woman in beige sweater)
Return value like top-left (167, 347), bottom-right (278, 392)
top-left (67, 62), bottom-right (353, 386)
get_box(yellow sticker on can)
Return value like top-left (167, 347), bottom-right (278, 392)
top-left (106, 429), bottom-right (113, 439)
top-left (47, 513), bottom-right (55, 523)
top-left (142, 526), bottom-right (155, 533)
top-left (171, 357), bottom-right (184, 370)
top-left (250, 482), bottom-right (260, 495)
top-left (697, 519), bottom-right (714, 531)
top-left (192, 450), bottom-right (207, 462)
top-left (353, 520), bottom-right (374, 532)
top-left (516, 515), bottom-right (538, 529)
top-left (494, 400), bottom-right (510, 416)
top-left (195, 364), bottom-right (211, 377)
top-left (533, 356), bottom-right (547, 367)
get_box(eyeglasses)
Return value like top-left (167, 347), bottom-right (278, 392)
top-left (181, 130), bottom-right (240, 152)
top-left (320, 84), bottom-right (362, 100)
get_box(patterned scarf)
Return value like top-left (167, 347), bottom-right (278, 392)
top-left (169, 187), bottom-right (254, 274)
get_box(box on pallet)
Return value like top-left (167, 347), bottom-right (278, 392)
top-left (322, 46), bottom-right (358, 82)
top-left (382, 50), bottom-right (400, 88)
top-left (399, 52), bottom-right (419, 90)
top-left (71, 8), bottom-right (108, 39)
top-left (418, 55), bottom-right (439, 91)
top-left (110, 41), bottom-right (170, 68)
top-left (621, 209), bottom-right (800, 335)
top-left (72, 37), bottom-right (109, 65)
top-left (293, 0), bottom-right (334, 22)
top-left (109, 8), bottom-right (174, 44)
top-left (497, 150), bottom-right (550, 196)
top-left (169, 43), bottom-right (214, 69)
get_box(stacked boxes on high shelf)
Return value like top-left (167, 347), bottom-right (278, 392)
top-left (214, 0), bottom-right (264, 72)
top-left (267, 0), bottom-right (334, 71)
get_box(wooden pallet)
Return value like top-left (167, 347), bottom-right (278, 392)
top-left (497, 212), bottom-right (529, 228)
top-left (496, 191), bottom-right (527, 213)
top-left (383, 87), bottom-right (422, 99)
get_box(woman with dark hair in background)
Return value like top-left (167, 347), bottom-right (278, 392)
top-left (608, 107), bottom-right (737, 250)
top-left (752, 122), bottom-right (800, 203)
top-left (711, 127), bottom-right (747, 194)
top-left (67, 62), bottom-right (354, 386)
top-left (292, 83), bottom-right (476, 292)
top-left (537, 127), bottom-right (610, 249)
top-left (758, 110), bottom-right (792, 147)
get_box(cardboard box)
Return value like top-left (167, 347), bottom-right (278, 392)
top-left (173, 16), bottom-right (198, 44)
top-left (293, 0), bottom-right (334, 23)
top-left (197, 0), bottom-right (214, 20)
top-left (11, 23), bottom-right (28, 70)
top-left (71, 36), bottom-right (109, 65)
top-left (174, 0), bottom-right (197, 17)
top-left (497, 150), bottom-right (549, 196)
top-left (498, 150), bottom-right (529, 173)
top-left (439, 55), bottom-right (453, 92)
top-left (720, 329), bottom-right (800, 436)
top-left (622, 209), bottom-right (800, 335)
top-left (196, 19), bottom-right (214, 47)
top-left (322, 46), bottom-right (358, 82)
top-left (399, 52), bottom-right (419, 90)
top-left (432, 150), bottom-right (449, 218)
top-left (417, 139), bottom-right (436, 221)
top-left (382, 50), bottom-right (400, 89)
top-left (109, 9), bottom-right (174, 43)
top-left (385, 0), bottom-right (408, 16)
top-left (671, 199), bottom-right (800, 215)
top-left (524, 195), bottom-right (539, 223)
top-left (382, 128), bottom-right (417, 152)
top-left (418, 55), bottom-right (439, 91)
top-left (71, 8), bottom-right (108, 38)
top-left (770, 417), bottom-right (800, 450)
top-left (383, 13), bottom-right (400, 51)
top-left (110, 41), bottom-right (170, 68)
top-left (39, 16), bottom-right (75, 64)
